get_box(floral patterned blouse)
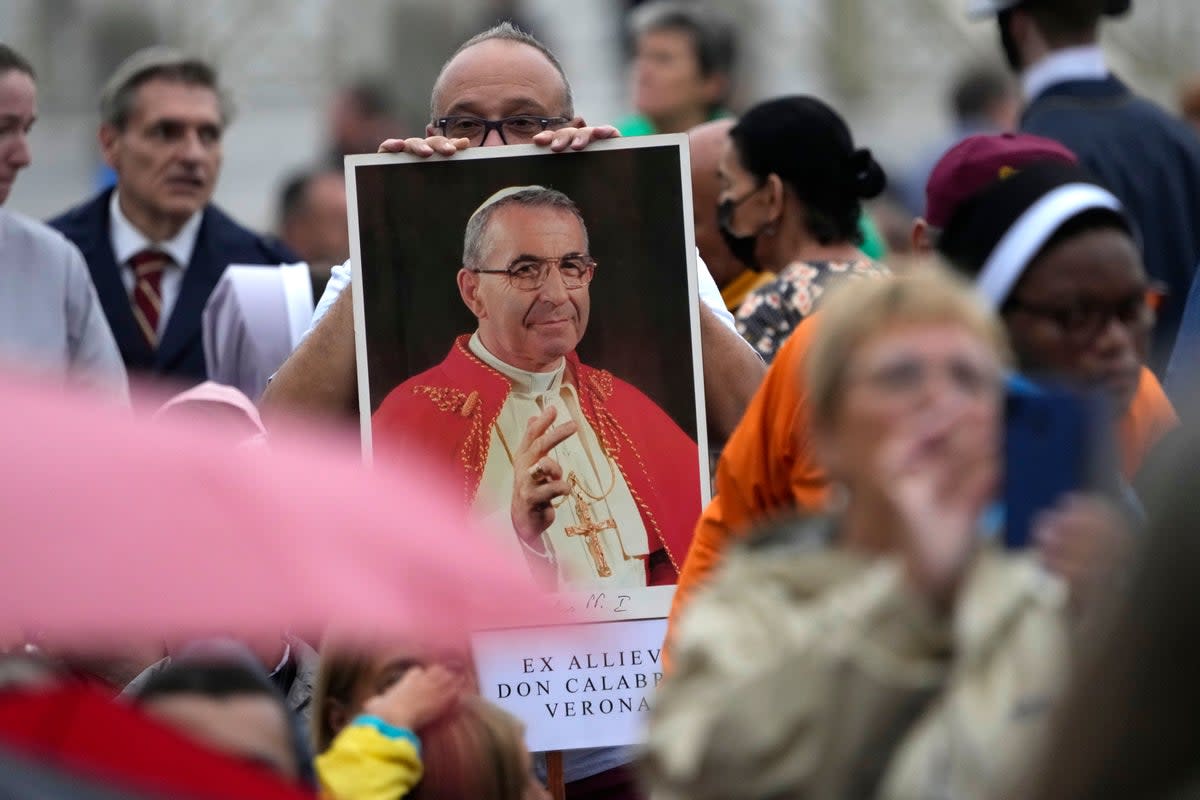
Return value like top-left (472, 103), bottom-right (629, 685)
top-left (734, 259), bottom-right (890, 363)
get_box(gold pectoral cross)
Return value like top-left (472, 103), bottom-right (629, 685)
top-left (564, 477), bottom-right (618, 578)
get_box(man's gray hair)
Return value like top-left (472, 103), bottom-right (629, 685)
top-left (463, 185), bottom-right (588, 269)
top-left (431, 22), bottom-right (574, 121)
top-left (100, 46), bottom-right (234, 129)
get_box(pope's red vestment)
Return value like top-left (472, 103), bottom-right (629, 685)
top-left (373, 336), bottom-right (700, 585)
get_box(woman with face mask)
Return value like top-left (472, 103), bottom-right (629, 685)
top-left (720, 95), bottom-right (890, 362)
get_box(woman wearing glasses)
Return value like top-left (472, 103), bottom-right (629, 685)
top-left (936, 160), bottom-right (1172, 481)
top-left (644, 270), bottom-right (1073, 799)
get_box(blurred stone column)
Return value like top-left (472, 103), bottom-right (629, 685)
top-left (826, 0), bottom-right (868, 104)
top-left (520, 0), bottom-right (626, 124)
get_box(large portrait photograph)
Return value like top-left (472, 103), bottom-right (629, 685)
top-left (348, 136), bottom-right (706, 596)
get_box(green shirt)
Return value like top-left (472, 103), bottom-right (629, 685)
top-left (615, 109), bottom-right (732, 137)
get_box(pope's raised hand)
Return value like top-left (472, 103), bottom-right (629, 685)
top-left (512, 406), bottom-right (577, 545)
top-left (376, 135), bottom-right (472, 157)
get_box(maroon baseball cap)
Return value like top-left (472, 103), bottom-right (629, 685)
top-left (924, 132), bottom-right (1077, 228)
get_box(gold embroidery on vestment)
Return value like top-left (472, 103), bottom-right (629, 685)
top-left (414, 337), bottom-right (678, 576)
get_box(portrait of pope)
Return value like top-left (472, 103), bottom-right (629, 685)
top-left (371, 185), bottom-right (700, 590)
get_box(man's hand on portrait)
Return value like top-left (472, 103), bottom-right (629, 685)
top-left (376, 124), bottom-right (620, 158)
top-left (512, 405), bottom-right (577, 545)
top-left (531, 124), bottom-right (620, 152)
top-left (376, 135), bottom-right (472, 157)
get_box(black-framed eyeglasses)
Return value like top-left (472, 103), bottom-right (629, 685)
top-left (1003, 285), bottom-right (1161, 344)
top-left (434, 115), bottom-right (571, 145)
top-left (470, 255), bottom-right (597, 291)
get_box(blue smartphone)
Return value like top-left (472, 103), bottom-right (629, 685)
top-left (1002, 379), bottom-right (1115, 549)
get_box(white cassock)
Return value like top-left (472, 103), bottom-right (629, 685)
top-left (468, 333), bottom-right (652, 589)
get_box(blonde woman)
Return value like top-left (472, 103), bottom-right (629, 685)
top-left (642, 270), bottom-right (1071, 799)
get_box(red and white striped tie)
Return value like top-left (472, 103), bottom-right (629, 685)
top-left (129, 249), bottom-right (171, 348)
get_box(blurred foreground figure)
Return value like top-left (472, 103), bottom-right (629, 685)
top-left (1019, 424), bottom-right (1200, 799)
top-left (0, 371), bottom-right (555, 792)
top-left (644, 272), bottom-right (1069, 799)
top-left (126, 633), bottom-right (317, 730)
top-left (0, 680), bottom-right (311, 799)
top-left (0, 370), bottom-right (550, 653)
top-left (131, 652), bottom-right (310, 785)
top-left (317, 660), bottom-right (548, 800)
top-left (153, 379), bottom-right (266, 437)
top-left (0, 44), bottom-right (127, 402)
top-left (126, 390), bottom-right (312, 730)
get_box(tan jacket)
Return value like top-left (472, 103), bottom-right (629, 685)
top-left (641, 520), bottom-right (1070, 800)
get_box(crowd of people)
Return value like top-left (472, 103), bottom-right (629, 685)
top-left (4, 0), bottom-right (1200, 797)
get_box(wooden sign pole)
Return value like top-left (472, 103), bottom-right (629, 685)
top-left (547, 750), bottom-right (566, 800)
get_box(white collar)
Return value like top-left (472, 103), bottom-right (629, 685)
top-left (109, 190), bottom-right (203, 268)
top-left (1023, 45), bottom-right (1108, 101)
top-left (468, 331), bottom-right (564, 394)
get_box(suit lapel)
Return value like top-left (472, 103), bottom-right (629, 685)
top-left (156, 209), bottom-right (223, 371)
top-left (80, 192), bottom-right (154, 368)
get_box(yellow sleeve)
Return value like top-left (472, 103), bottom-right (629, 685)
top-left (317, 717), bottom-right (423, 800)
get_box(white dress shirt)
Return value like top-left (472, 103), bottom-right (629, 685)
top-left (1022, 45), bottom-right (1109, 102)
top-left (109, 191), bottom-right (203, 336)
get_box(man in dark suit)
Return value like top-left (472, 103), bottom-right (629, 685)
top-left (972, 0), bottom-right (1200, 373)
top-left (50, 47), bottom-right (294, 387)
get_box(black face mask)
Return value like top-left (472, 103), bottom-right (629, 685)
top-left (717, 187), bottom-right (765, 272)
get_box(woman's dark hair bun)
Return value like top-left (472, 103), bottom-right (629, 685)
top-left (850, 148), bottom-right (886, 199)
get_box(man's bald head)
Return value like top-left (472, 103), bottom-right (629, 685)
top-left (688, 118), bottom-right (743, 287)
top-left (429, 22), bottom-right (574, 124)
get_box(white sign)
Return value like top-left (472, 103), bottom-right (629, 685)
top-left (472, 617), bottom-right (668, 752)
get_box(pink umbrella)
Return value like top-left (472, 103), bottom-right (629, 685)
top-left (0, 372), bottom-right (555, 650)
